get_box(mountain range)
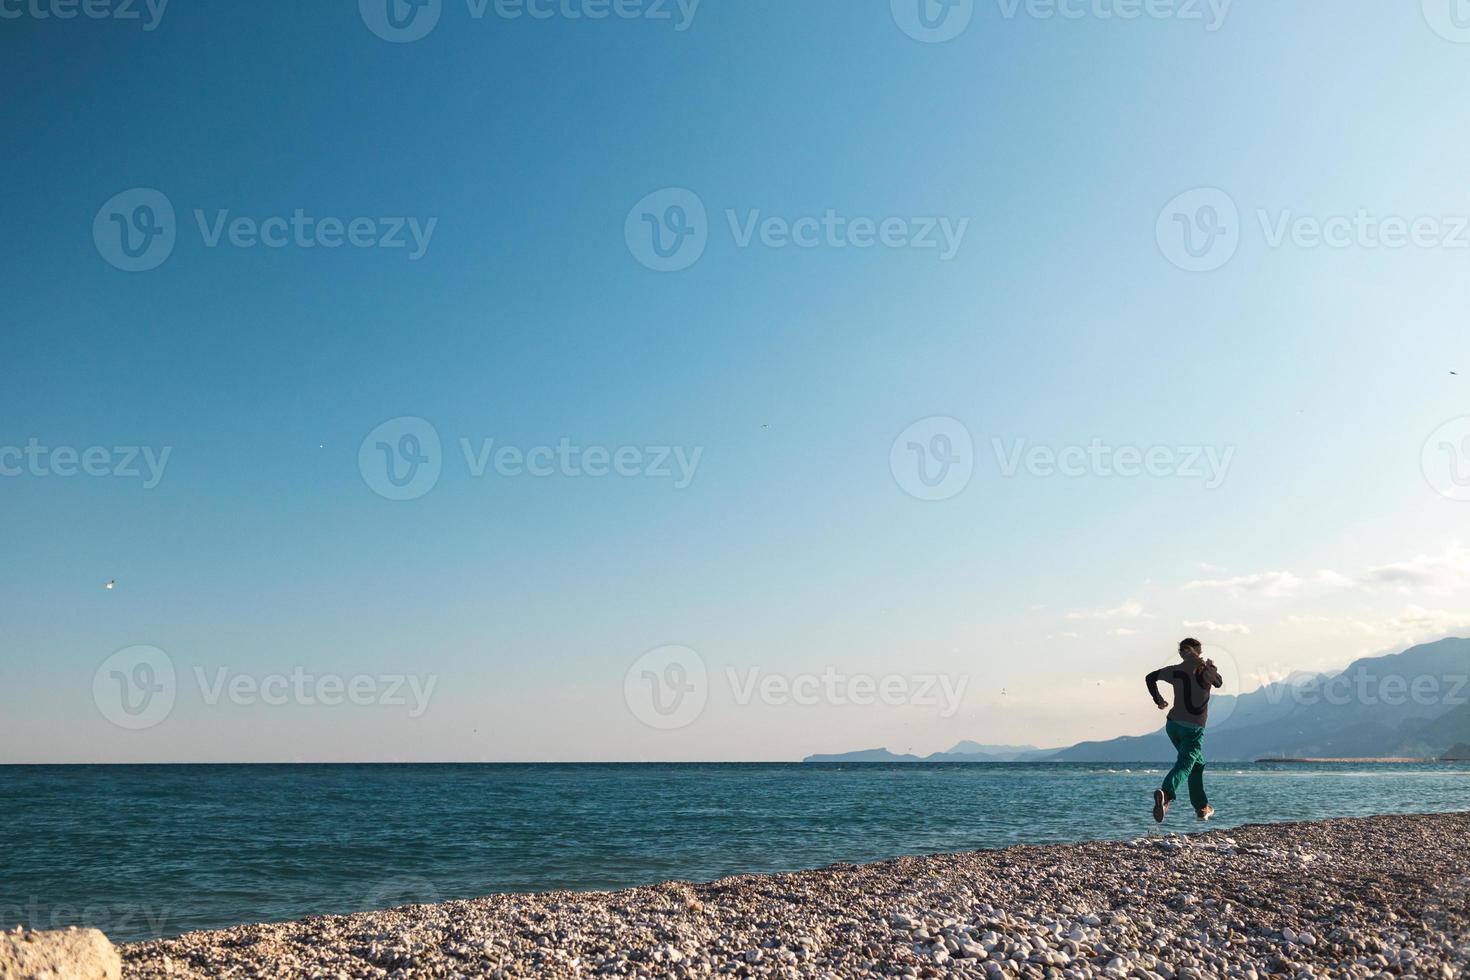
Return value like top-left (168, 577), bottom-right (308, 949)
top-left (803, 636), bottom-right (1470, 763)
top-left (802, 743), bottom-right (1052, 764)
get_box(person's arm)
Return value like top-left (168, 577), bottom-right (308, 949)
top-left (1198, 658), bottom-right (1224, 688)
top-left (1145, 668), bottom-right (1168, 709)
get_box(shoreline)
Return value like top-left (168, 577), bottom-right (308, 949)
top-left (120, 811), bottom-right (1470, 978)
top-left (1253, 757), bottom-right (1447, 764)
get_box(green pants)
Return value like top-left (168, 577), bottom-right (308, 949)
top-left (1162, 719), bottom-right (1208, 810)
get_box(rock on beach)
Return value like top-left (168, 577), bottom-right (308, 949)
top-left (1, 927), bottom-right (121, 980)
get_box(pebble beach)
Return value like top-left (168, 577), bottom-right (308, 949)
top-left (118, 811), bottom-right (1470, 979)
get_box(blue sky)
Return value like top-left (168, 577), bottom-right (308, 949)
top-left (5, 0), bottom-right (1470, 761)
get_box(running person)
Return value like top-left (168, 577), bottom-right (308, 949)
top-left (1145, 638), bottom-right (1223, 822)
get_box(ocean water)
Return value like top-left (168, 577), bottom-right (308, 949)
top-left (3, 762), bottom-right (1467, 943)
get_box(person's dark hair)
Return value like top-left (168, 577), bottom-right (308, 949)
top-left (1179, 637), bottom-right (1202, 655)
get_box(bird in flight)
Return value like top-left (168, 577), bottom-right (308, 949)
top-left (104, 580), bottom-right (116, 590)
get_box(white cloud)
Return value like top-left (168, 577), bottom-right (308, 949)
top-left (1313, 570), bottom-right (1355, 589)
top-left (1067, 598), bottom-right (1146, 620)
top-left (1380, 605), bottom-right (1470, 638)
top-left (1186, 546), bottom-right (1470, 602)
top-left (1182, 620), bottom-right (1251, 635)
top-left (1282, 614), bottom-right (1381, 637)
top-left (1284, 606), bottom-right (1470, 646)
top-left (1244, 667), bottom-right (1332, 690)
top-left (1111, 627), bottom-right (1140, 637)
top-left (1250, 669), bottom-right (1292, 687)
top-left (1362, 546), bottom-right (1470, 597)
top-left (1183, 571), bottom-right (1304, 598)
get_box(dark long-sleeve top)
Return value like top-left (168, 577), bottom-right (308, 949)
top-left (1146, 658), bottom-right (1223, 727)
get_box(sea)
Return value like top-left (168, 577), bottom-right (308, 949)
top-left (3, 762), bottom-right (1467, 943)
